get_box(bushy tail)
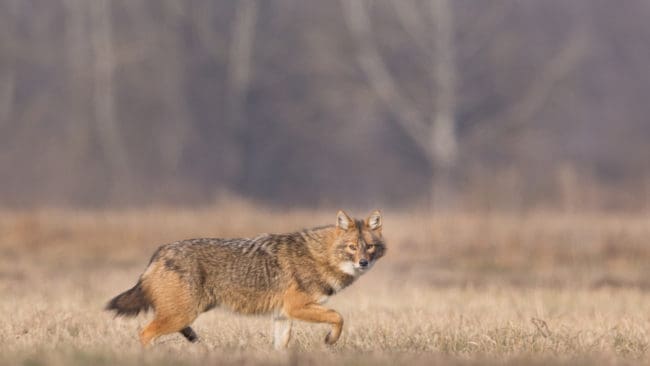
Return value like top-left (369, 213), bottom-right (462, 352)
top-left (106, 280), bottom-right (151, 316)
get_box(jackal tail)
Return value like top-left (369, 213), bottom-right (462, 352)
top-left (106, 280), bottom-right (151, 316)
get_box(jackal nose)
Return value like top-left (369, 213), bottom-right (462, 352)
top-left (359, 259), bottom-right (369, 267)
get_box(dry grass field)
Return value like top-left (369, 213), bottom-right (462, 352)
top-left (2, 204), bottom-right (650, 365)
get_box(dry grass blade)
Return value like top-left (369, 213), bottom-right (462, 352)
top-left (1, 208), bottom-right (650, 365)
top-left (531, 318), bottom-right (551, 338)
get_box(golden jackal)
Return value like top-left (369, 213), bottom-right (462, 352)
top-left (106, 210), bottom-right (386, 348)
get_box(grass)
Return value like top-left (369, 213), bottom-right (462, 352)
top-left (1, 206), bottom-right (650, 365)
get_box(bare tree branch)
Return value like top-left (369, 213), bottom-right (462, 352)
top-left (506, 30), bottom-right (589, 126)
top-left (471, 29), bottom-right (590, 143)
top-left (340, 0), bottom-right (430, 155)
top-left (390, 1), bottom-right (429, 52)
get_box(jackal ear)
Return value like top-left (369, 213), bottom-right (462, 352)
top-left (366, 210), bottom-right (382, 231)
top-left (336, 210), bottom-right (353, 230)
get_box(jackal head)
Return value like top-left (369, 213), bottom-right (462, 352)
top-left (332, 210), bottom-right (386, 276)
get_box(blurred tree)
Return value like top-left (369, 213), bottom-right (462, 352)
top-left (0, 0), bottom-right (17, 130)
top-left (227, 0), bottom-right (258, 189)
top-left (89, 0), bottom-right (131, 200)
top-left (0, 0), bottom-right (647, 210)
top-left (342, 0), bottom-right (588, 211)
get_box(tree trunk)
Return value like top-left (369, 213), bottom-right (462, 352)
top-left (429, 0), bottom-right (459, 211)
top-left (63, 0), bottom-right (91, 162)
top-left (227, 0), bottom-right (258, 189)
top-left (89, 0), bottom-right (130, 199)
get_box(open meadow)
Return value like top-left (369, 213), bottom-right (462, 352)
top-left (2, 205), bottom-right (650, 365)
top-left (3, 1), bottom-right (650, 365)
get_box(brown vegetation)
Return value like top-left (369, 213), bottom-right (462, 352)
top-left (1, 206), bottom-right (650, 365)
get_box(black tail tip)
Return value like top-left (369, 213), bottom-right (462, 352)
top-left (105, 298), bottom-right (133, 316)
top-left (105, 283), bottom-right (150, 317)
top-left (105, 300), bottom-right (144, 316)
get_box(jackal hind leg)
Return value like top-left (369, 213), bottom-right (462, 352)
top-left (284, 300), bottom-right (343, 345)
top-left (138, 272), bottom-right (198, 347)
top-left (139, 310), bottom-right (197, 347)
top-left (272, 316), bottom-right (293, 350)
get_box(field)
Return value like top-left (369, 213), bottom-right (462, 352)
top-left (2, 205), bottom-right (650, 365)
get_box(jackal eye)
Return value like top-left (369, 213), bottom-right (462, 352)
top-left (347, 244), bottom-right (357, 251)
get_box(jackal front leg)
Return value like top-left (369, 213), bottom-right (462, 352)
top-left (284, 303), bottom-right (344, 345)
top-left (272, 316), bottom-right (293, 349)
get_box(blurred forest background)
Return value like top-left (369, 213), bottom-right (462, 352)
top-left (3, 3), bottom-right (650, 363)
top-left (1, 0), bottom-right (649, 211)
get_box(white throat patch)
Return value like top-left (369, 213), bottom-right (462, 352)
top-left (338, 261), bottom-right (357, 276)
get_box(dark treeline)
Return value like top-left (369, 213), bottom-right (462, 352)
top-left (1, 0), bottom-right (649, 211)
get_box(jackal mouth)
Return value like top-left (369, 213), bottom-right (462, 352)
top-left (353, 262), bottom-right (373, 273)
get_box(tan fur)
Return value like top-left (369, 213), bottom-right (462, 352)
top-left (106, 210), bottom-right (386, 348)
top-left (139, 263), bottom-right (199, 346)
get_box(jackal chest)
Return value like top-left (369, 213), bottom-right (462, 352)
top-left (313, 277), bottom-right (345, 304)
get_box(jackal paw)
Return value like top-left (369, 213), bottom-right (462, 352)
top-left (324, 331), bottom-right (339, 345)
